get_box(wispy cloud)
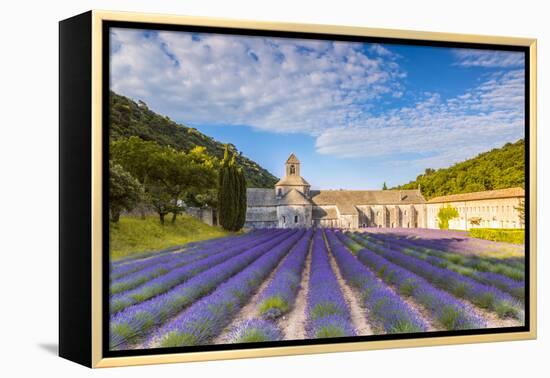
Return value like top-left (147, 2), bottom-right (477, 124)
top-left (111, 29), bottom-right (524, 170)
top-left (110, 29), bottom-right (404, 135)
top-left (315, 70), bottom-right (524, 168)
top-left (452, 48), bottom-right (525, 68)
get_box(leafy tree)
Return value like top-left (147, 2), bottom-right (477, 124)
top-left (515, 200), bottom-right (525, 226)
top-left (437, 205), bottom-right (459, 230)
top-left (109, 162), bottom-right (144, 222)
top-left (109, 91), bottom-right (278, 188)
top-left (111, 137), bottom-right (217, 225)
top-left (382, 182), bottom-right (388, 190)
top-left (145, 182), bottom-right (173, 225)
top-left (393, 139), bottom-right (525, 199)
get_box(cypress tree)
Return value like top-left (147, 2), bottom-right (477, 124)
top-left (217, 145), bottom-right (248, 231)
top-left (234, 167), bottom-right (247, 230)
top-left (227, 157), bottom-right (238, 230)
top-left (218, 146), bottom-right (231, 230)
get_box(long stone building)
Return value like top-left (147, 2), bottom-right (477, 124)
top-left (426, 188), bottom-right (525, 230)
top-left (244, 153), bottom-right (525, 230)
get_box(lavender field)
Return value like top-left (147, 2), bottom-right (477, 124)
top-left (109, 228), bottom-right (525, 350)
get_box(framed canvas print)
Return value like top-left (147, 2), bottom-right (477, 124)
top-left (59, 10), bottom-right (537, 368)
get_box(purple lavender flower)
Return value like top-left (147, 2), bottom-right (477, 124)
top-left (365, 231), bottom-right (524, 281)
top-left (148, 230), bottom-right (308, 348)
top-left (110, 230), bottom-right (285, 314)
top-left (228, 319), bottom-right (283, 343)
top-left (109, 229), bottom-right (296, 350)
top-left (257, 230), bottom-right (313, 319)
top-left (325, 230), bottom-right (427, 334)
top-left (356, 232), bottom-right (525, 302)
top-left (110, 230), bottom-right (265, 281)
top-left (348, 232), bottom-right (523, 320)
top-left (335, 231), bottom-right (486, 330)
top-left (306, 230), bottom-right (355, 339)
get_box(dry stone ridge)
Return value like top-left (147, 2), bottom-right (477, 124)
top-left (245, 154), bottom-right (525, 230)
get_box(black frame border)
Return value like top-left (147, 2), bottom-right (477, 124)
top-left (101, 20), bottom-right (531, 360)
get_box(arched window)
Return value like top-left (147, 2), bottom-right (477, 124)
top-left (290, 165), bottom-right (296, 175)
top-left (282, 216), bottom-right (286, 224)
top-left (294, 215), bottom-right (298, 223)
top-left (277, 188), bottom-right (282, 197)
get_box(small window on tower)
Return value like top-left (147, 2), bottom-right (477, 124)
top-left (290, 165), bottom-right (296, 175)
top-left (294, 215), bottom-right (298, 223)
top-left (277, 188), bottom-right (282, 196)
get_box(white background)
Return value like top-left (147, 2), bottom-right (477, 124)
top-left (0, 0), bottom-right (547, 376)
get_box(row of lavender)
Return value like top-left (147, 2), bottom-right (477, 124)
top-left (219, 229), bottom-right (356, 342)
top-left (334, 232), bottom-right (485, 330)
top-left (222, 228), bottom-right (435, 343)
top-left (360, 232), bottom-right (524, 300)
top-left (346, 232), bottom-right (523, 321)
top-left (111, 231), bottom-right (265, 294)
top-left (110, 231), bottom-right (260, 280)
top-left (109, 226), bottom-right (524, 350)
top-left (224, 230), bottom-right (314, 343)
top-left (110, 229), bottom-right (297, 349)
top-left (110, 230), bottom-right (284, 313)
top-left (147, 230), bottom-right (308, 347)
top-left (365, 232), bottom-right (524, 280)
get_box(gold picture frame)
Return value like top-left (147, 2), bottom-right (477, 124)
top-left (59, 9), bottom-right (537, 368)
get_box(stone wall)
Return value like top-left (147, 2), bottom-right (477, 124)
top-left (185, 207), bottom-right (214, 226)
top-left (245, 206), bottom-right (278, 229)
top-left (277, 205), bottom-right (312, 228)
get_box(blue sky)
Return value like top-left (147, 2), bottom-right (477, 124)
top-left (110, 28), bottom-right (525, 189)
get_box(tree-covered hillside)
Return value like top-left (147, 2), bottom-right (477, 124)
top-left (109, 91), bottom-right (278, 188)
top-left (393, 139), bottom-right (525, 200)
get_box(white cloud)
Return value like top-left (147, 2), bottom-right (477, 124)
top-left (315, 70), bottom-right (525, 168)
top-left (452, 48), bottom-right (525, 68)
top-left (110, 28), bottom-right (404, 135)
top-left (111, 29), bottom-right (525, 169)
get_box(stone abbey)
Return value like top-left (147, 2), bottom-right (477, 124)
top-left (244, 154), bottom-right (524, 230)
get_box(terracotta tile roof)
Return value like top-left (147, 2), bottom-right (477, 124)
top-left (286, 153), bottom-right (300, 164)
top-left (310, 189), bottom-right (425, 214)
top-left (275, 175), bottom-right (311, 187)
top-left (277, 189), bottom-right (312, 206)
top-left (428, 187), bottom-right (525, 203)
top-left (312, 206), bottom-right (339, 220)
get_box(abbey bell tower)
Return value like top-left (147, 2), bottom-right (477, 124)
top-left (275, 153), bottom-right (311, 198)
top-left (286, 153), bottom-right (301, 177)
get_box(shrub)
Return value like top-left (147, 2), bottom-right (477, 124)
top-left (437, 205), bottom-right (459, 230)
top-left (469, 228), bottom-right (525, 244)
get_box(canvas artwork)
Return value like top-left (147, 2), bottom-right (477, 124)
top-left (106, 26), bottom-right (528, 353)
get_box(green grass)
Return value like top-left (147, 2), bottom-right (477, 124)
top-left (258, 296), bottom-right (289, 317)
top-left (109, 214), bottom-right (232, 261)
top-left (469, 228), bottom-right (525, 244)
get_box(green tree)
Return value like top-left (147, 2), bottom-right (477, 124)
top-left (109, 91), bottom-right (278, 188)
top-left (382, 182), bottom-right (388, 190)
top-left (515, 200), bottom-right (525, 227)
top-left (108, 162), bottom-right (144, 222)
top-left (146, 145), bottom-right (217, 224)
top-left (111, 137), bottom-right (217, 225)
top-left (218, 146), bottom-right (247, 231)
top-left (111, 136), bottom-right (162, 218)
top-left (392, 139), bottom-right (525, 200)
top-left (437, 205), bottom-right (459, 230)
top-left (235, 167), bottom-right (248, 229)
